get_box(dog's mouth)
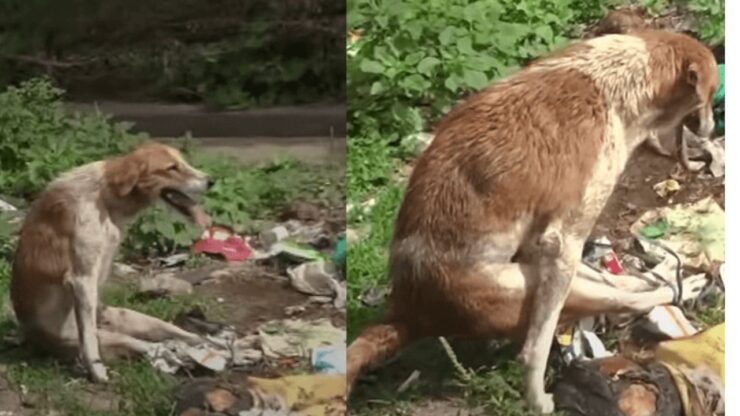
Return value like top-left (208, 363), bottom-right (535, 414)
top-left (161, 187), bottom-right (211, 228)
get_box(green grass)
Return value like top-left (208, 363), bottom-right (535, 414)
top-left (4, 353), bottom-right (178, 416)
top-left (693, 292), bottom-right (725, 328)
top-left (0, 268), bottom-right (219, 416)
top-left (102, 279), bottom-right (226, 324)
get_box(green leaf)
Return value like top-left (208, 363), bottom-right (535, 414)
top-left (401, 74), bottom-right (428, 92)
top-left (439, 27), bottom-right (456, 45)
top-left (535, 25), bottom-right (554, 43)
top-left (639, 219), bottom-right (669, 239)
top-left (360, 59), bottom-right (385, 74)
top-left (456, 36), bottom-right (474, 55)
top-left (444, 75), bottom-right (460, 92)
top-left (463, 69), bottom-right (488, 90)
top-left (370, 81), bottom-right (387, 95)
top-left (417, 57), bottom-right (441, 74)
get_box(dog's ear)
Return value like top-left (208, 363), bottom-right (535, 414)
top-left (105, 154), bottom-right (145, 197)
top-left (686, 62), bottom-right (700, 86)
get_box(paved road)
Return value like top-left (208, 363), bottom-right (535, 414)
top-left (65, 101), bottom-right (347, 164)
top-left (65, 101), bottom-right (347, 138)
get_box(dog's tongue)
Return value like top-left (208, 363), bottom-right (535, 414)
top-left (190, 205), bottom-right (211, 228)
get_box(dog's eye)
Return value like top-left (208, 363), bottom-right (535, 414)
top-left (167, 164), bottom-right (179, 171)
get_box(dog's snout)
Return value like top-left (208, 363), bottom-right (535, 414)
top-left (207, 179), bottom-right (215, 189)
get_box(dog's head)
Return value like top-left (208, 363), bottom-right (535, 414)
top-left (648, 32), bottom-right (718, 137)
top-left (104, 142), bottom-right (211, 226)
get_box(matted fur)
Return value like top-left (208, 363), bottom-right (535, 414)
top-left (348, 30), bottom-right (717, 413)
top-left (11, 142), bottom-right (211, 382)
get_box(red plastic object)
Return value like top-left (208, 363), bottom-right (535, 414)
top-left (192, 225), bottom-right (252, 262)
top-left (602, 251), bottom-right (624, 275)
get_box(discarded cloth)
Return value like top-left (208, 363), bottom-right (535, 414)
top-left (553, 357), bottom-right (682, 416)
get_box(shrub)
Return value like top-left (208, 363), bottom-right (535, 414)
top-left (0, 78), bottom-right (340, 258)
top-left (346, 0), bottom-right (584, 197)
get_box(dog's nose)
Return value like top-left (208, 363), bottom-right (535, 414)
top-left (207, 179), bottom-right (215, 189)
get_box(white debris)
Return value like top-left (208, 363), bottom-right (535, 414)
top-left (138, 272), bottom-right (193, 296)
top-left (644, 305), bottom-right (698, 338)
top-left (145, 327), bottom-right (262, 374)
top-left (287, 261), bottom-right (340, 297)
top-left (0, 199), bottom-right (16, 211)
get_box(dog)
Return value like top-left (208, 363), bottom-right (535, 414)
top-left (11, 142), bottom-right (213, 382)
top-left (347, 30), bottom-right (717, 414)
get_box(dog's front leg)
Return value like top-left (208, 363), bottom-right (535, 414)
top-left (66, 274), bottom-right (108, 382)
top-left (519, 225), bottom-right (582, 414)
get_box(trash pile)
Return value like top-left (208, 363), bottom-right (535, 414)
top-left (554, 198), bottom-right (725, 416)
top-left (118, 205), bottom-right (348, 416)
top-left (189, 219), bottom-right (347, 309)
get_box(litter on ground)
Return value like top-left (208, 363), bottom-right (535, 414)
top-left (630, 197), bottom-right (724, 269)
top-left (258, 318), bottom-right (345, 360)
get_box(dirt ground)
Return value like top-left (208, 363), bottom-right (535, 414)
top-left (595, 143), bottom-right (724, 245)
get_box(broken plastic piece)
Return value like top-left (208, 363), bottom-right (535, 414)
top-left (192, 225), bottom-right (252, 262)
top-left (311, 344), bottom-right (346, 374)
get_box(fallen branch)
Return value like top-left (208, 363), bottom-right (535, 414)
top-left (0, 54), bottom-right (95, 69)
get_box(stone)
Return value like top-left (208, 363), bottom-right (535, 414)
top-left (79, 389), bottom-right (120, 412)
top-left (286, 261), bottom-right (338, 297)
top-left (206, 388), bottom-right (237, 412)
top-left (180, 408), bottom-right (207, 416)
top-left (0, 390), bottom-right (21, 412)
top-left (139, 273), bottom-right (193, 296)
top-left (112, 262), bottom-right (137, 278)
top-left (284, 305), bottom-right (306, 316)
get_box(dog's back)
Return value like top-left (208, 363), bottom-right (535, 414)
top-left (11, 163), bottom-right (110, 350)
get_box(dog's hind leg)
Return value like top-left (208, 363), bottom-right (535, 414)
top-left (99, 306), bottom-right (202, 344)
top-left (564, 272), bottom-right (708, 316)
top-left (97, 329), bottom-right (155, 360)
top-left (519, 224), bottom-right (583, 414)
top-left (347, 321), bottom-right (412, 392)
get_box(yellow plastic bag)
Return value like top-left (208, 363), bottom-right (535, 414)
top-left (246, 373), bottom-right (346, 416)
top-left (655, 323), bottom-right (724, 415)
top-left (655, 323), bottom-right (724, 384)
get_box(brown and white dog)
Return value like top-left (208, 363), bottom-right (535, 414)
top-left (11, 142), bottom-right (212, 383)
top-left (347, 30), bottom-right (717, 413)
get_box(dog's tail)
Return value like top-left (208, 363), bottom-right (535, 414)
top-left (347, 320), bottom-right (410, 390)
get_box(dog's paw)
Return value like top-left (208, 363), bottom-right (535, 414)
top-left (679, 273), bottom-right (709, 302)
top-left (89, 362), bottom-right (109, 383)
top-left (526, 392), bottom-right (555, 414)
